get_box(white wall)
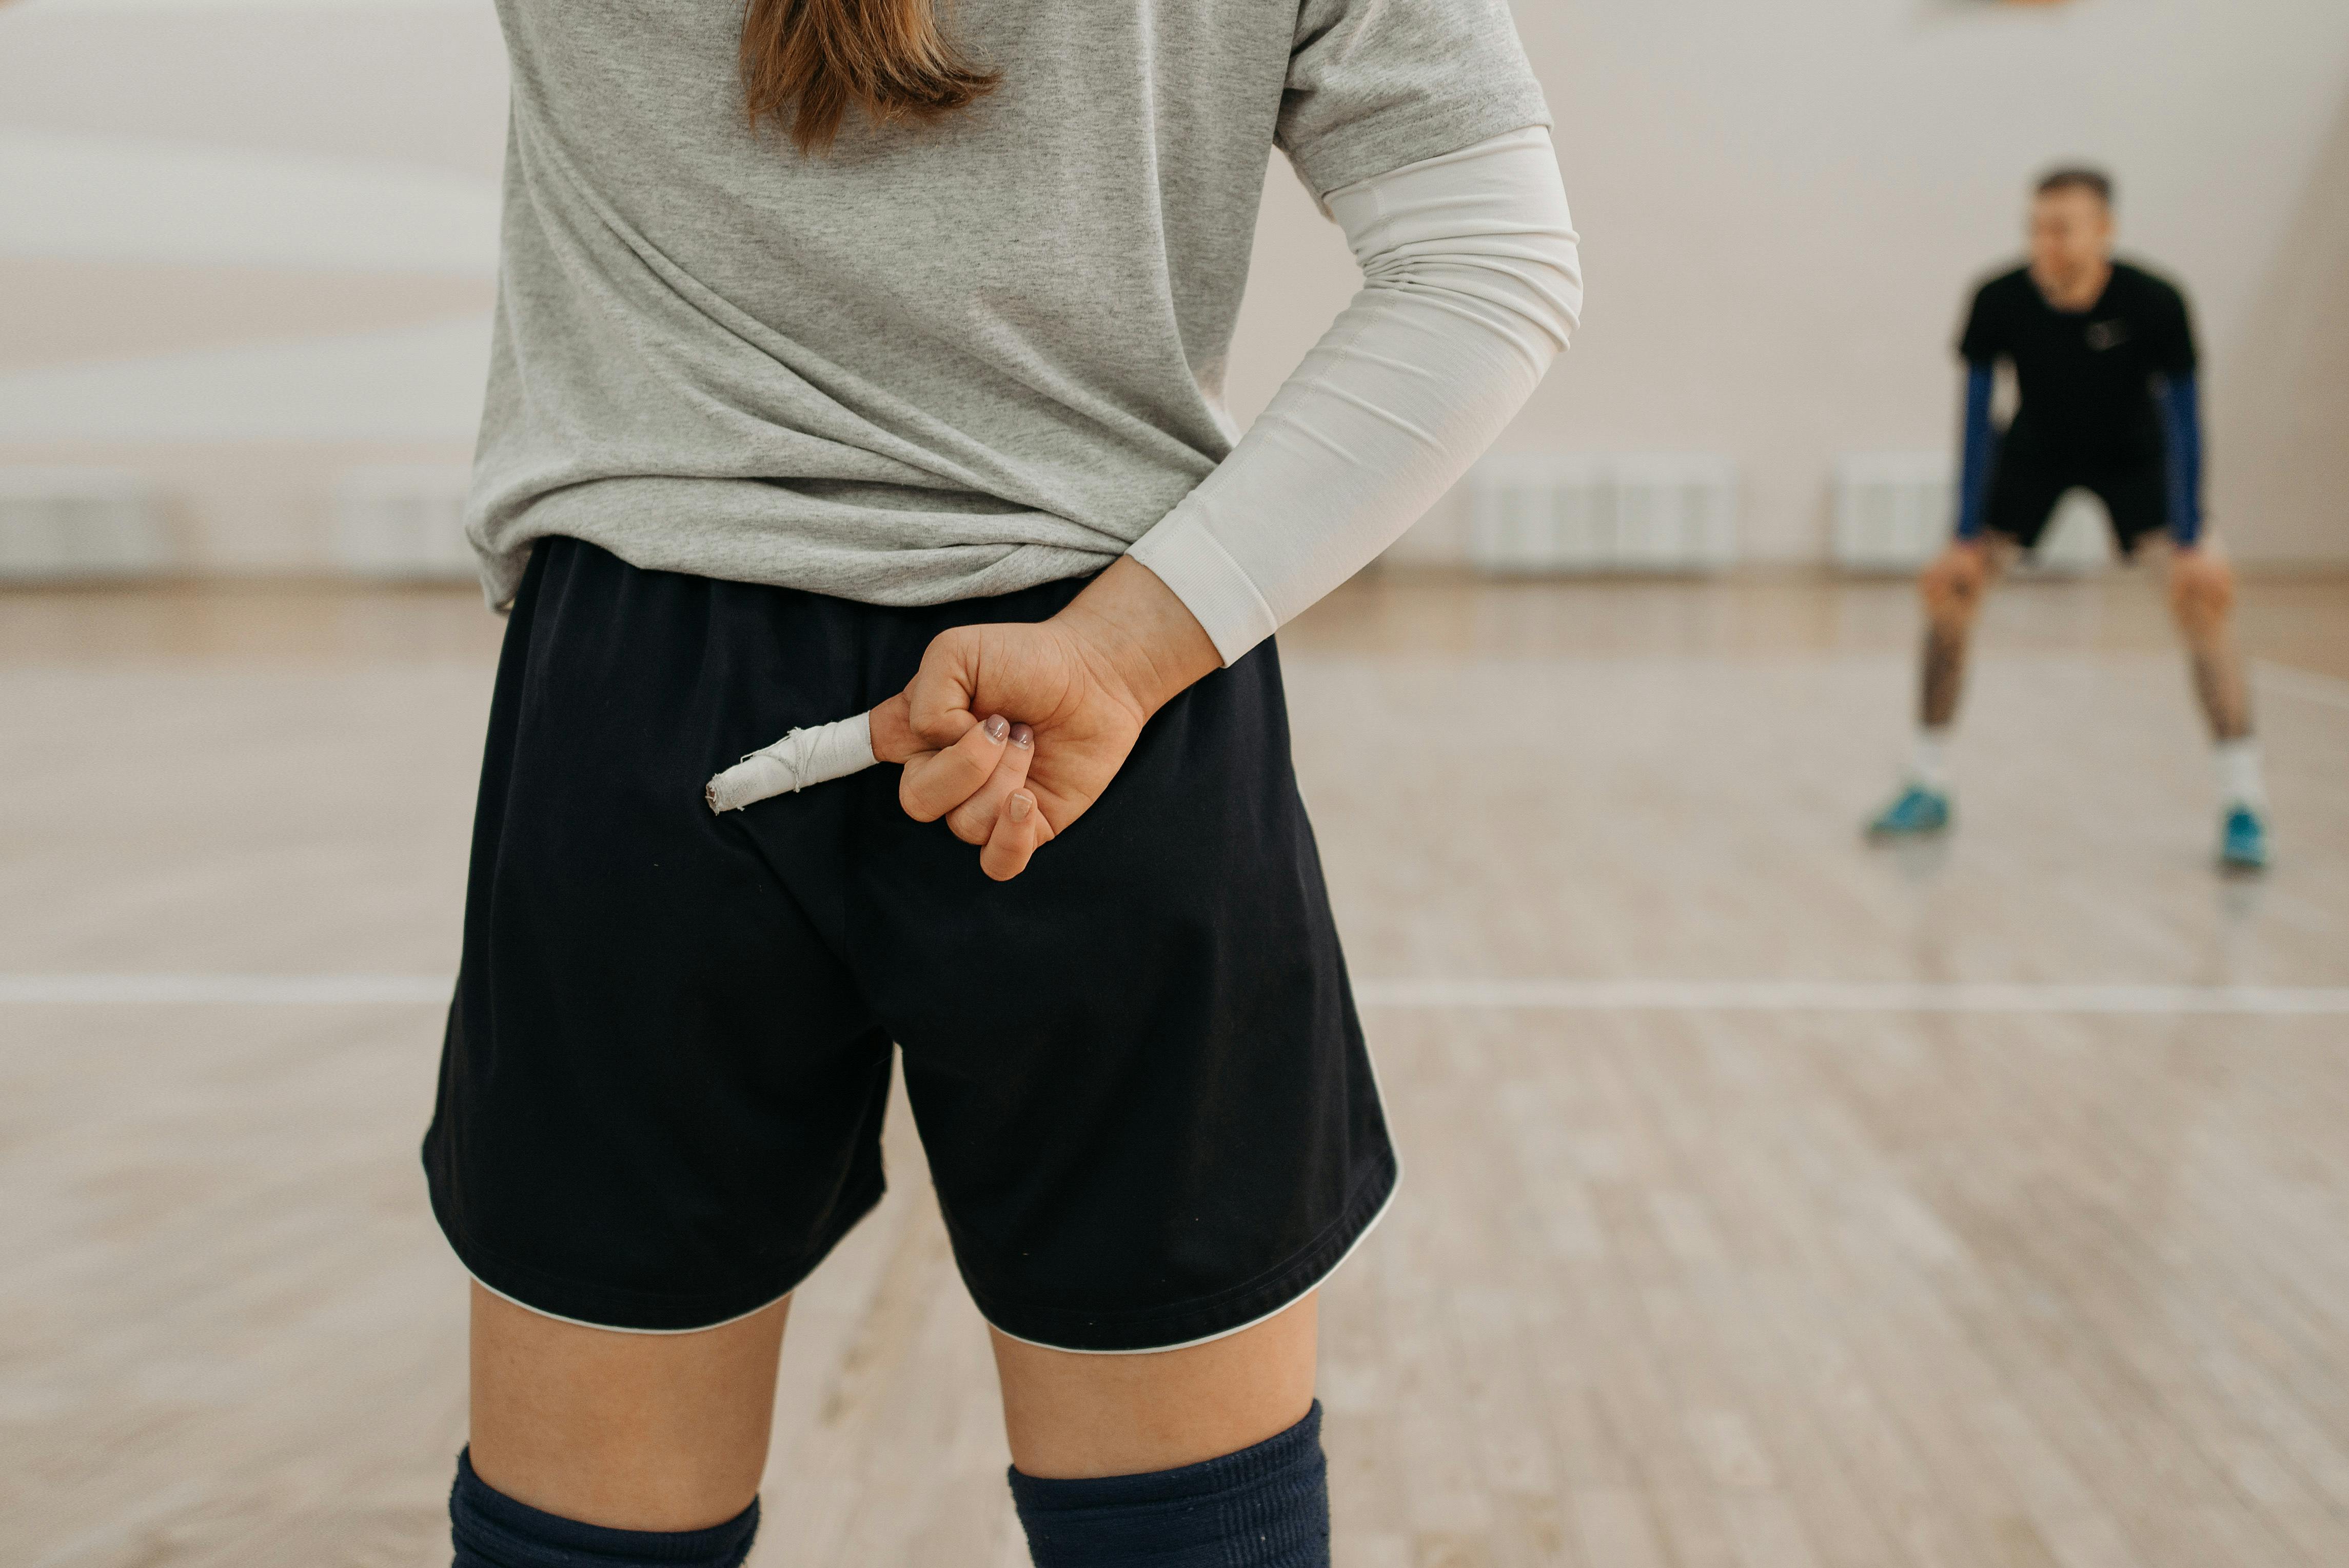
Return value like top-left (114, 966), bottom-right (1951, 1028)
top-left (1237, 0), bottom-right (2349, 567)
top-left (5, 0), bottom-right (2346, 571)
top-left (0, 0), bottom-right (504, 573)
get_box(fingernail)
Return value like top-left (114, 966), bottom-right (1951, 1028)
top-left (1011, 724), bottom-right (1033, 750)
top-left (1009, 792), bottom-right (1033, 822)
top-left (983, 714), bottom-right (1009, 743)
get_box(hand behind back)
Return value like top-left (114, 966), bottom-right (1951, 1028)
top-left (867, 557), bottom-right (1221, 881)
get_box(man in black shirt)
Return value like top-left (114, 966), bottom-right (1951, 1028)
top-left (1867, 168), bottom-right (2270, 869)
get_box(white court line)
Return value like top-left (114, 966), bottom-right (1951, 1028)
top-left (3, 974), bottom-right (2346, 1015)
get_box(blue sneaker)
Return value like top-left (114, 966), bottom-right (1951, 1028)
top-left (1868, 784), bottom-right (1950, 838)
top-left (2219, 805), bottom-right (2269, 871)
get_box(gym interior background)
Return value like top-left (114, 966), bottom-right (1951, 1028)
top-left (4, 0), bottom-right (2345, 1563)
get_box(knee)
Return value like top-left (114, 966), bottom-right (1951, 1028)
top-left (2169, 557), bottom-right (2235, 636)
top-left (1919, 551), bottom-right (1985, 627)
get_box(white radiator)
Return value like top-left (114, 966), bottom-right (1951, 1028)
top-left (1833, 451), bottom-right (2109, 575)
top-left (1832, 452), bottom-right (1951, 572)
top-left (1467, 453), bottom-right (1737, 574)
top-left (2023, 492), bottom-right (2116, 574)
top-left (331, 465), bottom-right (478, 580)
top-left (0, 467), bottom-right (173, 580)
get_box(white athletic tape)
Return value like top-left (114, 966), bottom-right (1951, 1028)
top-left (704, 711), bottom-right (877, 813)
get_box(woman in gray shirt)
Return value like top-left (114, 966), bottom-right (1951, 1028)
top-left (425, 1), bottom-right (1579, 1563)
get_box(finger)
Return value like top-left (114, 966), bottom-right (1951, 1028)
top-left (945, 723), bottom-right (1033, 845)
top-left (867, 691), bottom-right (922, 764)
top-left (980, 790), bottom-right (1044, 882)
top-left (906, 629), bottom-right (983, 749)
top-left (900, 713), bottom-right (1011, 823)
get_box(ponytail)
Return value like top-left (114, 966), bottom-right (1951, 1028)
top-left (740, 0), bottom-right (1000, 153)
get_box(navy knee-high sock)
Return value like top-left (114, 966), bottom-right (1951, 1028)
top-left (449, 1448), bottom-right (759, 1568)
top-left (1008, 1401), bottom-right (1330, 1567)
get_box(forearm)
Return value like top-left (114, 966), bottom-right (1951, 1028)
top-left (886, 129), bottom-right (1578, 747)
top-left (2160, 373), bottom-right (2204, 546)
top-left (1955, 363), bottom-right (1997, 540)
top-left (1130, 126), bottom-right (1582, 664)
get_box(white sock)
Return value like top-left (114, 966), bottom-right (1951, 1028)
top-left (2214, 738), bottom-right (2266, 811)
top-left (1906, 728), bottom-right (1951, 792)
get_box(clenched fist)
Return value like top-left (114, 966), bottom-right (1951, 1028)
top-left (867, 557), bottom-right (1221, 881)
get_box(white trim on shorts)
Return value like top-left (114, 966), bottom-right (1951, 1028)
top-left (984, 1158), bottom-right (1405, 1356)
top-left (463, 1042), bottom-right (1404, 1349)
top-left (989, 1020), bottom-right (1405, 1356)
top-left (464, 1168), bottom-right (1397, 1351)
top-left (462, 1268), bottom-right (797, 1337)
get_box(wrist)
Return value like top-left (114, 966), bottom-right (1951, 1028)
top-left (1053, 557), bottom-right (1221, 719)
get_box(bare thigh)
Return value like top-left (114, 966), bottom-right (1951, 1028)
top-left (465, 1275), bottom-right (1316, 1531)
top-left (991, 1292), bottom-right (1319, 1479)
top-left (468, 1282), bottom-right (788, 1532)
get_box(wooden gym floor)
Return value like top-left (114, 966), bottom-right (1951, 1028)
top-left (3, 569), bottom-right (2346, 1567)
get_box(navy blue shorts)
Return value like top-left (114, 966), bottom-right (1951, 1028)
top-left (423, 537), bottom-right (1395, 1351)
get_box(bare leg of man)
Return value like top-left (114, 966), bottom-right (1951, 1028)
top-left (2165, 538), bottom-right (2269, 868)
top-left (1918, 540), bottom-right (1995, 731)
top-left (467, 1282), bottom-right (788, 1532)
top-left (2166, 541), bottom-right (2253, 742)
top-left (1864, 538), bottom-right (1999, 835)
top-left (1870, 539), bottom-right (2002, 833)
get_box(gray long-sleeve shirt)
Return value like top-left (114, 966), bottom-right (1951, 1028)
top-left (467, 0), bottom-right (1550, 609)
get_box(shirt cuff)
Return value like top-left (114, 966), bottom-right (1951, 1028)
top-left (1127, 508), bottom-right (1280, 667)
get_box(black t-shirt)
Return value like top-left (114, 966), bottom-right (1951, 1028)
top-left (1957, 260), bottom-right (2197, 466)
